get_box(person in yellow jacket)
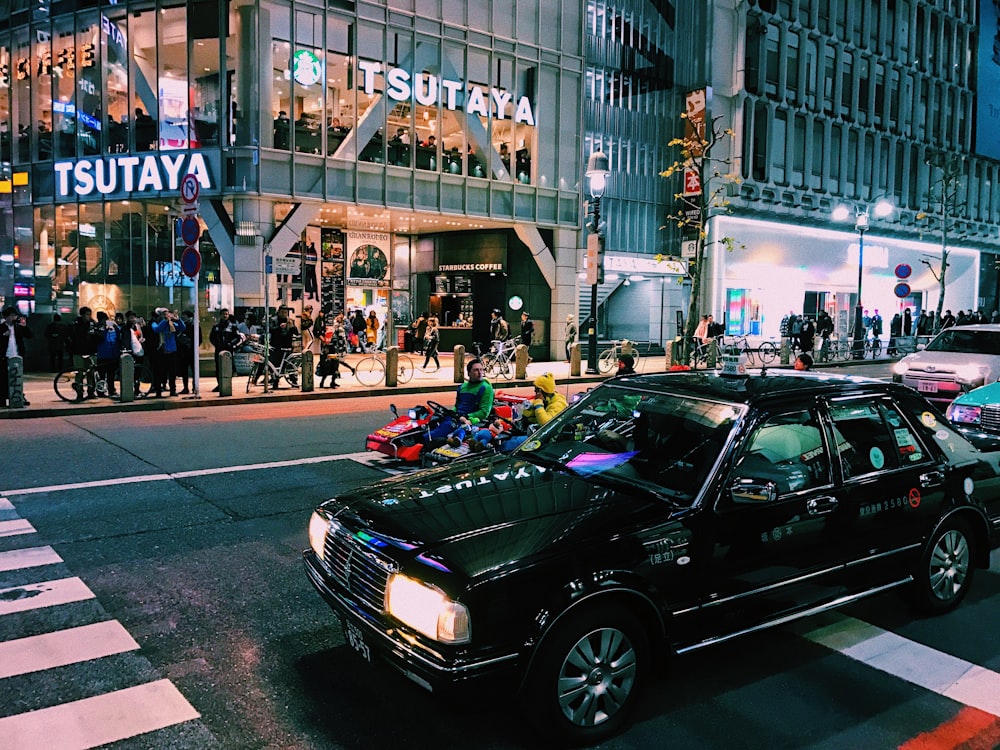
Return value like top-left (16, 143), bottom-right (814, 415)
top-left (524, 372), bottom-right (568, 426)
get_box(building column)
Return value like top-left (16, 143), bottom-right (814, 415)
top-left (550, 227), bottom-right (580, 361)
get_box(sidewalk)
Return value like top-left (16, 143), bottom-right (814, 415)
top-left (2, 351), bottom-right (894, 420)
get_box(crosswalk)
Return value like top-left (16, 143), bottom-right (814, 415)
top-left (0, 496), bottom-right (213, 749)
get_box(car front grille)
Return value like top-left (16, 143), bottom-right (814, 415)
top-left (323, 520), bottom-right (397, 613)
top-left (981, 404), bottom-right (1000, 433)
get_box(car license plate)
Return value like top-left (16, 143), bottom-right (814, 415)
top-left (344, 620), bottom-right (372, 663)
top-left (917, 381), bottom-right (939, 394)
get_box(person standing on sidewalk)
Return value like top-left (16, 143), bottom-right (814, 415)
top-left (68, 306), bottom-right (99, 401)
top-left (1, 306), bottom-right (32, 407)
top-left (209, 308), bottom-right (241, 392)
top-left (422, 316), bottom-right (440, 371)
top-left (815, 310), bottom-right (834, 362)
top-left (94, 311), bottom-right (121, 398)
top-left (44, 313), bottom-right (66, 372)
top-left (151, 308), bottom-right (185, 397)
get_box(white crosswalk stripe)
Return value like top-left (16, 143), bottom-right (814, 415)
top-left (0, 679), bottom-right (201, 750)
top-left (0, 500), bottom-right (206, 747)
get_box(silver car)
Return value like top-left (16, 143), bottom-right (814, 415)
top-left (893, 324), bottom-right (1000, 403)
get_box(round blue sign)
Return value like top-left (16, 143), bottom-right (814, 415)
top-left (894, 263), bottom-right (912, 279)
top-left (180, 247), bottom-right (202, 278)
top-left (180, 217), bottom-right (200, 245)
top-left (894, 282), bottom-right (911, 298)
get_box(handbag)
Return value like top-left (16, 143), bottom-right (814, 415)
top-left (130, 329), bottom-right (144, 357)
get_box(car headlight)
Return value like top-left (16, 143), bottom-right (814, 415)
top-left (955, 365), bottom-right (987, 384)
top-left (309, 511), bottom-right (330, 560)
top-left (892, 361), bottom-right (909, 375)
top-left (385, 573), bottom-right (470, 644)
top-left (947, 403), bottom-right (982, 424)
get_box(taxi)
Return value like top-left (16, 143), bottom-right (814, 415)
top-left (304, 370), bottom-right (1000, 745)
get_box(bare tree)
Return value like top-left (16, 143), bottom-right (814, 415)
top-left (917, 153), bottom-right (966, 331)
top-left (659, 113), bottom-right (743, 363)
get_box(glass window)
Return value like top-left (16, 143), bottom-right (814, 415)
top-left (731, 410), bottom-right (830, 496)
top-left (105, 11), bottom-right (129, 153)
top-left (828, 401), bottom-right (922, 478)
top-left (325, 16), bottom-right (351, 158)
top-left (130, 7), bottom-right (158, 151)
top-left (190, 0), bottom-right (222, 149)
top-left (32, 26), bottom-right (53, 161)
top-left (52, 15), bottom-right (77, 160)
top-left (77, 13), bottom-right (102, 156)
top-left (271, 39), bottom-right (291, 150)
top-left (293, 10), bottom-right (323, 155)
top-left (158, 4), bottom-right (188, 151)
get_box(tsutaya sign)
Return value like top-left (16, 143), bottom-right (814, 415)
top-left (54, 153), bottom-right (213, 198)
top-left (357, 61), bottom-right (536, 126)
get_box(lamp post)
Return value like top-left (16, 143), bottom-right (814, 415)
top-left (585, 151), bottom-right (609, 374)
top-left (833, 200), bottom-right (893, 359)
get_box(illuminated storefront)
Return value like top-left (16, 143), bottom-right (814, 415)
top-left (0, 0), bottom-right (584, 368)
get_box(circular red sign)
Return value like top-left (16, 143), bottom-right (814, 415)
top-left (908, 488), bottom-right (921, 508)
top-left (180, 247), bottom-right (202, 278)
top-left (894, 282), bottom-right (911, 298)
top-left (895, 263), bottom-right (913, 279)
top-left (180, 216), bottom-right (200, 245)
top-left (180, 173), bottom-right (200, 204)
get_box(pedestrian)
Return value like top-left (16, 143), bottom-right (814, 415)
top-left (329, 312), bottom-right (355, 377)
top-left (490, 308), bottom-right (510, 348)
top-left (209, 308), bottom-right (241, 391)
top-left (68, 306), bottom-right (99, 401)
top-left (300, 305), bottom-right (315, 352)
top-left (176, 310), bottom-right (198, 394)
top-left (94, 310), bottom-right (121, 398)
top-left (407, 311), bottom-right (426, 353)
top-left (351, 309), bottom-right (367, 352)
top-left (151, 308), bottom-right (185, 397)
top-left (794, 352), bottom-right (813, 371)
top-left (816, 310), bottom-right (834, 362)
top-left (617, 353), bottom-right (636, 376)
top-left (903, 308), bottom-right (913, 336)
top-left (888, 312), bottom-right (902, 356)
top-left (44, 313), bottom-right (66, 372)
top-left (940, 309), bottom-right (955, 329)
top-left (798, 316), bottom-right (815, 354)
top-left (122, 311), bottom-right (145, 367)
top-left (268, 315), bottom-right (297, 387)
top-left (422, 316), bottom-right (440, 371)
top-left (1, 306), bottom-right (32, 407)
top-left (366, 309), bottom-right (380, 351)
top-left (564, 314), bottom-right (577, 362)
top-left (519, 311), bottom-right (534, 348)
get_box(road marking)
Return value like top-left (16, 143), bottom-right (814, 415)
top-left (0, 545), bottom-right (62, 572)
top-left (0, 678), bottom-right (200, 750)
top-left (0, 451), bottom-right (383, 497)
top-left (0, 577), bottom-right (95, 616)
top-left (796, 612), bottom-right (1000, 716)
top-left (899, 706), bottom-right (1000, 749)
top-left (0, 497), bottom-right (13, 510)
top-left (0, 519), bottom-right (35, 537)
top-left (0, 620), bottom-right (139, 679)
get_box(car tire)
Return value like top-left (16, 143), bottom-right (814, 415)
top-left (909, 517), bottom-right (976, 614)
top-left (522, 605), bottom-right (649, 745)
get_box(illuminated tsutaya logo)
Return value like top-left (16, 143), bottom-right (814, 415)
top-left (357, 61), bottom-right (536, 126)
top-left (54, 153), bottom-right (213, 197)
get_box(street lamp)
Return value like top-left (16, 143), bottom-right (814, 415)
top-left (833, 199), bottom-right (893, 359)
top-left (585, 151), bottom-right (609, 374)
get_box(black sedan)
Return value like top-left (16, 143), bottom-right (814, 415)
top-left (304, 370), bottom-right (1000, 745)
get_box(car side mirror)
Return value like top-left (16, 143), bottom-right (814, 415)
top-left (730, 478), bottom-right (778, 504)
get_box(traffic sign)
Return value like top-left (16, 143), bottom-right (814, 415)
top-left (180, 216), bottom-right (200, 245)
top-left (180, 174), bottom-right (200, 204)
top-left (180, 247), bottom-right (202, 278)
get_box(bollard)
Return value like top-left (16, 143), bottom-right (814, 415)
top-left (218, 350), bottom-right (234, 396)
top-left (515, 344), bottom-right (529, 380)
top-left (301, 350), bottom-right (314, 392)
top-left (780, 338), bottom-right (791, 365)
top-left (385, 346), bottom-right (398, 387)
top-left (119, 352), bottom-right (135, 402)
top-left (707, 339), bottom-right (717, 368)
top-left (570, 342), bottom-right (581, 376)
top-left (453, 345), bottom-right (466, 383)
top-left (670, 338), bottom-right (684, 367)
top-left (6, 355), bottom-right (26, 408)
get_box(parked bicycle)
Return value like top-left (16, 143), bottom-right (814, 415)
top-left (246, 344), bottom-right (302, 391)
top-left (598, 340), bottom-right (642, 374)
top-left (865, 335), bottom-right (883, 359)
top-left (479, 339), bottom-right (516, 381)
top-left (717, 333), bottom-right (779, 367)
top-left (54, 354), bottom-right (154, 402)
top-left (354, 349), bottom-right (415, 387)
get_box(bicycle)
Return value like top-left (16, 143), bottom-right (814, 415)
top-left (717, 334), bottom-right (779, 367)
top-left (864, 335), bottom-right (883, 359)
top-left (598, 340), bottom-right (642, 374)
top-left (354, 349), bottom-right (416, 386)
top-left (690, 338), bottom-right (720, 369)
top-left (54, 354), bottom-right (154, 402)
top-left (246, 346), bottom-right (302, 391)
top-left (480, 339), bottom-right (516, 381)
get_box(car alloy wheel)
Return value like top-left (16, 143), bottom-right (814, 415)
top-left (911, 517), bottom-right (976, 613)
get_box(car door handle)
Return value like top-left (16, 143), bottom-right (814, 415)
top-left (920, 471), bottom-right (944, 488)
top-left (807, 496), bottom-right (838, 515)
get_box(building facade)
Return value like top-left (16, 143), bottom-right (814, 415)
top-left (0, 0), bottom-right (586, 368)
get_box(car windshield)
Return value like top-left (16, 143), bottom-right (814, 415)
top-left (926, 329), bottom-right (1000, 354)
top-left (516, 384), bottom-right (744, 504)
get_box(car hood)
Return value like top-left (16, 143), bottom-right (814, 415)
top-left (323, 454), bottom-right (671, 581)
top-left (901, 349), bottom-right (1000, 373)
top-left (953, 381), bottom-right (1000, 405)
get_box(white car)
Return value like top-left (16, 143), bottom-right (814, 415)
top-left (893, 324), bottom-right (1000, 403)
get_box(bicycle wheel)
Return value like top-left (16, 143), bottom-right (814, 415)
top-left (598, 348), bottom-right (616, 373)
top-left (54, 370), bottom-right (79, 402)
top-left (757, 341), bottom-right (779, 365)
top-left (498, 355), bottom-right (514, 380)
top-left (355, 355), bottom-right (385, 386)
top-left (481, 353), bottom-right (500, 378)
top-left (396, 354), bottom-right (415, 383)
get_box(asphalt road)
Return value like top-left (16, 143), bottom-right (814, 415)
top-left (3, 384), bottom-right (1000, 749)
